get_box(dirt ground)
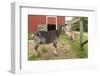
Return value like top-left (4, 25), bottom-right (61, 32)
top-left (28, 40), bottom-right (77, 60)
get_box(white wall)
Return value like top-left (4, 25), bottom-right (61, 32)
top-left (0, 0), bottom-right (100, 76)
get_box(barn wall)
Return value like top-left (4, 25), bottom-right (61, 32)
top-left (57, 16), bottom-right (65, 25)
top-left (28, 15), bottom-right (46, 32)
top-left (47, 17), bottom-right (56, 24)
top-left (28, 15), bottom-right (65, 32)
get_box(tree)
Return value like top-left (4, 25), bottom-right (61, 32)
top-left (71, 17), bottom-right (88, 32)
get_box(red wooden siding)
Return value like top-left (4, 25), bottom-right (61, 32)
top-left (57, 16), bottom-right (65, 25)
top-left (47, 17), bottom-right (56, 24)
top-left (28, 15), bottom-right (46, 32)
top-left (28, 15), bottom-right (65, 32)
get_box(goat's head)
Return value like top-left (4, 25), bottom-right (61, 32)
top-left (57, 24), bottom-right (66, 34)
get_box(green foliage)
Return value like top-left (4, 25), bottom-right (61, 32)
top-left (71, 17), bottom-right (88, 32)
top-left (72, 22), bottom-right (80, 31)
top-left (82, 17), bottom-right (88, 32)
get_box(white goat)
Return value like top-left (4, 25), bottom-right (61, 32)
top-left (65, 31), bottom-right (77, 40)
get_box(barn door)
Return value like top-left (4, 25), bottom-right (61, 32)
top-left (46, 16), bottom-right (57, 31)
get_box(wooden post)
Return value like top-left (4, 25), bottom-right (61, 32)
top-left (79, 18), bottom-right (83, 47)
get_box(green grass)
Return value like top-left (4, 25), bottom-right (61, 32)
top-left (28, 53), bottom-right (41, 60)
top-left (28, 32), bottom-right (33, 40)
top-left (28, 55), bottom-right (38, 60)
top-left (59, 33), bottom-right (88, 58)
top-left (59, 34), bottom-right (69, 45)
top-left (41, 47), bottom-right (48, 53)
top-left (70, 40), bottom-right (88, 58)
top-left (28, 32), bottom-right (88, 59)
top-left (72, 35), bottom-right (88, 58)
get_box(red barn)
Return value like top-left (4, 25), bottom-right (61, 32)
top-left (28, 15), bottom-right (65, 32)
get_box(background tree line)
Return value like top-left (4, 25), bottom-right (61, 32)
top-left (71, 17), bottom-right (88, 32)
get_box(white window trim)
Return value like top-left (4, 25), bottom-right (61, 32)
top-left (46, 16), bottom-right (57, 30)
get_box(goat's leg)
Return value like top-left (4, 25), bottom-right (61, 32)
top-left (53, 42), bottom-right (58, 55)
top-left (34, 43), bottom-right (39, 56)
top-left (72, 35), bottom-right (75, 40)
